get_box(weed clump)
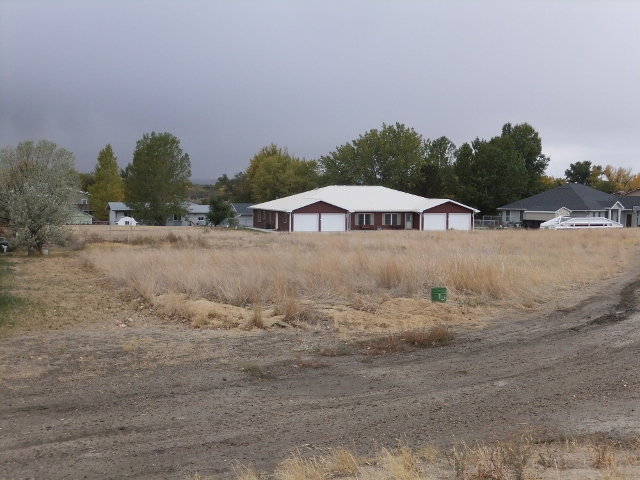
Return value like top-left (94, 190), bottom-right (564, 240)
top-left (239, 363), bottom-right (275, 380)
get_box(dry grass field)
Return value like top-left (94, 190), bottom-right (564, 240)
top-left (2, 225), bottom-right (640, 479)
top-left (76, 225), bottom-right (640, 333)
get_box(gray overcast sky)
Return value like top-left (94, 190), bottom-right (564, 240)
top-left (1, 0), bottom-right (639, 182)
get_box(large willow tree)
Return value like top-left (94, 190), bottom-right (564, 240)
top-left (0, 140), bottom-right (79, 253)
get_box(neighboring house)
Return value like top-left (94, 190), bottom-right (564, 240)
top-left (218, 203), bottom-right (255, 228)
top-left (68, 191), bottom-right (94, 224)
top-left (615, 187), bottom-right (640, 197)
top-left (107, 202), bottom-right (132, 225)
top-left (68, 207), bottom-right (93, 225)
top-left (231, 203), bottom-right (254, 227)
top-left (497, 183), bottom-right (640, 228)
top-left (249, 185), bottom-right (479, 232)
top-left (106, 202), bottom-right (210, 226)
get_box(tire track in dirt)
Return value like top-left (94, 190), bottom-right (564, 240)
top-left (1, 260), bottom-right (639, 478)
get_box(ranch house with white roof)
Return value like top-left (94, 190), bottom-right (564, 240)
top-left (249, 186), bottom-right (479, 232)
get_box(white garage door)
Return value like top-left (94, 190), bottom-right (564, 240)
top-left (423, 213), bottom-right (446, 231)
top-left (321, 213), bottom-right (346, 232)
top-left (293, 213), bottom-right (319, 232)
top-left (448, 213), bottom-right (471, 230)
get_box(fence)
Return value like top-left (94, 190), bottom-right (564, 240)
top-left (474, 219), bottom-right (497, 229)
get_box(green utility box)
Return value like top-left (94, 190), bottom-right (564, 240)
top-left (431, 287), bottom-right (447, 303)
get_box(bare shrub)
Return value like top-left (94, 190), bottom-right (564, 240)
top-left (239, 363), bottom-right (275, 380)
top-left (323, 447), bottom-right (360, 476)
top-left (361, 325), bottom-right (455, 355)
top-left (592, 438), bottom-right (616, 469)
top-left (446, 443), bottom-right (468, 479)
top-left (317, 342), bottom-right (358, 357)
top-left (503, 432), bottom-right (535, 480)
top-left (232, 463), bottom-right (261, 480)
top-left (275, 452), bottom-right (325, 480)
top-left (537, 446), bottom-right (568, 469)
top-left (400, 325), bottom-right (454, 347)
top-left (378, 445), bottom-right (423, 478)
top-left (244, 301), bottom-right (264, 330)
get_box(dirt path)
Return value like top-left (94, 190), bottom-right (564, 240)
top-left (0, 254), bottom-right (639, 478)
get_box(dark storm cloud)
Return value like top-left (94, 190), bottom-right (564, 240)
top-left (1, 0), bottom-right (639, 181)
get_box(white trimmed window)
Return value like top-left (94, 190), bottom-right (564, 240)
top-left (356, 213), bottom-right (373, 225)
top-left (383, 213), bottom-right (401, 226)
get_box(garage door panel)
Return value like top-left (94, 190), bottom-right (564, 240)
top-left (423, 213), bottom-right (446, 231)
top-left (321, 213), bottom-right (346, 232)
top-left (448, 213), bottom-right (471, 230)
top-left (293, 213), bottom-right (319, 232)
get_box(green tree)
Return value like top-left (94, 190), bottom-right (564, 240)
top-left (213, 172), bottom-right (253, 202)
top-left (246, 144), bottom-right (319, 202)
top-left (319, 123), bottom-right (425, 191)
top-left (419, 136), bottom-right (457, 197)
top-left (0, 140), bottom-right (79, 253)
top-left (77, 171), bottom-right (95, 192)
top-left (411, 163), bottom-right (444, 198)
top-left (87, 144), bottom-right (124, 221)
top-left (123, 132), bottom-right (191, 225)
top-left (207, 196), bottom-right (233, 226)
top-left (564, 161), bottom-right (594, 185)
top-left (501, 123), bottom-right (550, 196)
top-left (453, 136), bottom-right (528, 215)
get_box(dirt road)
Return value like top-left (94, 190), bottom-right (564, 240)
top-left (1, 259), bottom-right (639, 478)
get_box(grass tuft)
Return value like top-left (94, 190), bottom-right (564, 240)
top-left (239, 363), bottom-right (276, 380)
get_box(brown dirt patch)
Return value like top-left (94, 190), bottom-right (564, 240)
top-left (1, 248), bottom-right (640, 479)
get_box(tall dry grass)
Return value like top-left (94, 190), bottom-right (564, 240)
top-left (82, 229), bottom-right (640, 310)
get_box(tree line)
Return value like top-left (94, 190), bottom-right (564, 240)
top-left (213, 122), bottom-right (640, 215)
top-left (3, 124), bottom-right (639, 251)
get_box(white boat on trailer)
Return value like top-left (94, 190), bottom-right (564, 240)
top-left (540, 216), bottom-right (623, 230)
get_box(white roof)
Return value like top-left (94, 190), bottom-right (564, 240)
top-left (250, 186), bottom-right (479, 213)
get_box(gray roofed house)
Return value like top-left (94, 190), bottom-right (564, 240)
top-left (497, 183), bottom-right (640, 228)
top-left (217, 203), bottom-right (255, 227)
top-left (106, 202), bottom-right (212, 226)
top-left (230, 203), bottom-right (254, 227)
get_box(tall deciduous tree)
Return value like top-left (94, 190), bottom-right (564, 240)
top-left (0, 140), bottom-right (79, 253)
top-left (564, 161), bottom-right (594, 185)
top-left (123, 132), bottom-right (191, 225)
top-left (207, 196), bottom-right (234, 226)
top-left (246, 144), bottom-right (319, 202)
top-left (319, 123), bottom-right (425, 191)
top-left (603, 165), bottom-right (634, 193)
top-left (88, 144), bottom-right (124, 221)
top-left (453, 136), bottom-right (528, 215)
top-left (501, 123), bottom-right (550, 196)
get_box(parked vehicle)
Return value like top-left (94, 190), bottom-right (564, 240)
top-left (0, 237), bottom-right (9, 253)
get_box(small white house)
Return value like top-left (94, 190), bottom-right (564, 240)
top-left (116, 216), bottom-right (137, 226)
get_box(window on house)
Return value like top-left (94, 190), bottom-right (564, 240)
top-left (283, 214), bottom-right (288, 224)
top-left (173, 214), bottom-right (181, 221)
top-left (383, 213), bottom-right (401, 226)
top-left (356, 213), bottom-right (373, 225)
top-left (198, 216), bottom-right (204, 221)
top-left (81, 198), bottom-right (88, 204)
